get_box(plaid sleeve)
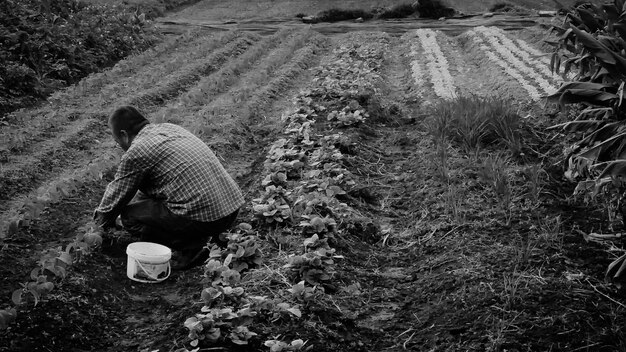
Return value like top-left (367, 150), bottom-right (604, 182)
top-left (93, 149), bottom-right (144, 228)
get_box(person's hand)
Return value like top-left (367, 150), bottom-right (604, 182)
top-left (115, 215), bottom-right (124, 229)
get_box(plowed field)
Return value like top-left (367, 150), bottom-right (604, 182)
top-left (1, 4), bottom-right (624, 352)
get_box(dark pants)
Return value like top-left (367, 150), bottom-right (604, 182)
top-left (120, 193), bottom-right (239, 252)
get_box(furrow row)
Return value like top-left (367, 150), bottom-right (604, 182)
top-left (406, 27), bottom-right (566, 103)
top-left (0, 32), bottom-right (261, 213)
top-left (0, 30), bottom-right (246, 157)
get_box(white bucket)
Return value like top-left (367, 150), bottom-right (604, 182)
top-left (126, 242), bottom-right (172, 283)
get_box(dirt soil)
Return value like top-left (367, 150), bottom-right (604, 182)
top-left (1, 1), bottom-right (625, 352)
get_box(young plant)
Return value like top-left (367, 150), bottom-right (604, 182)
top-left (299, 216), bottom-right (337, 237)
top-left (252, 186), bottom-right (294, 224)
top-left (211, 225), bottom-right (263, 272)
top-left (264, 339), bottom-right (307, 352)
top-left (479, 153), bottom-right (512, 226)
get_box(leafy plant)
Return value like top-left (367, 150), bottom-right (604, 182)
top-left (288, 281), bottom-right (325, 303)
top-left (0, 0), bottom-right (157, 117)
top-left (284, 234), bottom-right (342, 288)
top-left (209, 229), bottom-right (263, 272)
top-left (184, 307), bottom-right (258, 347)
top-left (299, 216), bottom-right (337, 237)
top-left (327, 100), bottom-right (369, 126)
top-left (264, 339), bottom-right (307, 352)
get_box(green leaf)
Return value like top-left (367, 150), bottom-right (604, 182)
top-left (30, 268), bottom-right (40, 280)
top-left (11, 289), bottom-right (23, 305)
top-left (598, 159), bottom-right (626, 179)
top-left (39, 282), bottom-right (54, 294)
top-left (57, 252), bottom-right (72, 265)
top-left (29, 288), bottom-right (40, 306)
top-left (577, 122), bottom-right (622, 146)
top-left (577, 8), bottom-right (602, 33)
top-left (570, 24), bottom-right (626, 74)
top-left (555, 89), bottom-right (618, 107)
top-left (607, 253), bottom-right (626, 280)
top-left (577, 131), bottom-right (626, 162)
top-left (549, 120), bottom-right (606, 132)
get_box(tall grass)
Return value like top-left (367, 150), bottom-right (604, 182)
top-left (425, 95), bottom-right (524, 157)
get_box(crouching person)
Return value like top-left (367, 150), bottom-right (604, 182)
top-left (93, 106), bottom-right (244, 270)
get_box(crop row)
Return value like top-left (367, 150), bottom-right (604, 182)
top-left (66, 29), bottom-right (220, 98)
top-left (123, 34), bottom-right (259, 108)
top-left (413, 29), bottom-right (457, 100)
top-left (0, 30), bottom-right (330, 339)
top-left (174, 30), bottom-right (328, 141)
top-left (171, 28), bottom-right (296, 110)
top-left (0, 32), bottom-right (262, 218)
top-left (0, 30), bottom-right (320, 242)
top-left (467, 27), bottom-right (559, 101)
top-left (0, 30), bottom-right (245, 157)
top-left (0, 152), bottom-right (120, 239)
top-left (178, 33), bottom-right (389, 351)
top-left (0, 150), bottom-right (116, 329)
top-left (406, 27), bottom-right (563, 102)
top-left (153, 27), bottom-right (310, 126)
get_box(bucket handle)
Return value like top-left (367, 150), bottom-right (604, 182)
top-left (133, 258), bottom-right (171, 283)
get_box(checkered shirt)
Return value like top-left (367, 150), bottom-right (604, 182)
top-left (94, 123), bottom-right (244, 227)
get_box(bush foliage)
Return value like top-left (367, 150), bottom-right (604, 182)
top-left (0, 0), bottom-right (158, 117)
top-left (312, 0), bottom-right (455, 23)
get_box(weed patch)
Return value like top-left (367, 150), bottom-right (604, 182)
top-left (425, 95), bottom-right (524, 157)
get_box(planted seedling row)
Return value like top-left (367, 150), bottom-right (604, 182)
top-left (178, 34), bottom-right (389, 351)
top-left (0, 154), bottom-right (117, 330)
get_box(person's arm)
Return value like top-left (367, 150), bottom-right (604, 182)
top-left (93, 152), bottom-right (144, 229)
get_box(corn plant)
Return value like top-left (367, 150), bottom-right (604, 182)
top-left (548, 1), bottom-right (626, 194)
top-left (548, 1), bottom-right (626, 283)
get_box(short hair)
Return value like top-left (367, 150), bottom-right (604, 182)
top-left (109, 106), bottom-right (149, 136)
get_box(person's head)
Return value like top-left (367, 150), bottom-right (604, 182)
top-left (108, 106), bottom-right (150, 151)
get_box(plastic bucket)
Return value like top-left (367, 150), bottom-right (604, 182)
top-left (126, 242), bottom-right (171, 283)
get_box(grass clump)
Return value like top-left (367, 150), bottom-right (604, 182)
top-left (425, 95), bottom-right (524, 157)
